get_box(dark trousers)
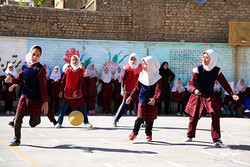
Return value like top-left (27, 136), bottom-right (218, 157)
top-left (5, 101), bottom-right (13, 111)
top-left (187, 109), bottom-right (221, 142)
top-left (114, 100), bottom-right (138, 122)
top-left (103, 100), bottom-right (111, 114)
top-left (133, 117), bottom-right (153, 136)
top-left (114, 98), bottom-right (122, 113)
top-left (14, 112), bottom-right (41, 139)
top-left (158, 99), bottom-right (169, 114)
top-left (49, 96), bottom-right (60, 113)
top-left (177, 101), bottom-right (185, 114)
top-left (87, 95), bottom-right (96, 111)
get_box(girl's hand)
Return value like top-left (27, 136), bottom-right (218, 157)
top-left (148, 98), bottom-right (156, 105)
top-left (59, 92), bottom-right (63, 97)
top-left (194, 89), bottom-right (201, 95)
top-left (8, 84), bottom-right (17, 92)
top-left (100, 74), bottom-right (103, 80)
top-left (41, 102), bottom-right (48, 115)
top-left (90, 74), bottom-right (94, 79)
top-left (5, 76), bottom-right (13, 83)
top-left (112, 74), bottom-right (115, 79)
top-left (73, 93), bottom-right (77, 98)
top-left (126, 96), bottom-right (132, 104)
top-left (121, 91), bottom-right (125, 96)
top-left (232, 95), bottom-right (239, 101)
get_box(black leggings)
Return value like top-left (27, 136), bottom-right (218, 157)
top-left (133, 118), bottom-right (153, 136)
top-left (14, 112), bottom-right (41, 139)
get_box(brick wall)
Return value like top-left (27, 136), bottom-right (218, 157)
top-left (0, 0), bottom-right (249, 42)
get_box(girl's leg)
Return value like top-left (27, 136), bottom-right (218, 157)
top-left (244, 98), bottom-right (250, 110)
top-left (57, 102), bottom-right (69, 125)
top-left (114, 100), bottom-right (127, 122)
top-left (165, 99), bottom-right (170, 114)
top-left (91, 96), bottom-right (96, 110)
top-left (107, 100), bottom-right (111, 114)
top-left (177, 102), bottom-right (181, 113)
top-left (14, 112), bottom-right (24, 140)
top-left (49, 97), bottom-right (55, 112)
top-left (86, 96), bottom-right (91, 111)
top-left (132, 117), bottom-right (144, 135)
top-left (145, 121), bottom-right (153, 136)
top-left (29, 115), bottom-right (41, 127)
top-left (187, 111), bottom-right (199, 139)
top-left (209, 111), bottom-right (221, 142)
top-left (55, 97), bottom-right (60, 113)
top-left (5, 101), bottom-right (11, 112)
top-left (103, 100), bottom-right (107, 114)
top-left (181, 100), bottom-right (185, 114)
top-left (80, 106), bottom-right (89, 124)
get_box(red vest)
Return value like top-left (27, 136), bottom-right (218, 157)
top-left (124, 64), bottom-right (142, 93)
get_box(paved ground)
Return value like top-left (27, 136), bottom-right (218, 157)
top-left (0, 114), bottom-right (249, 167)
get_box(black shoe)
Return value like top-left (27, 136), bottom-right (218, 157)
top-left (53, 121), bottom-right (58, 126)
top-left (8, 121), bottom-right (14, 127)
top-left (9, 138), bottom-right (21, 146)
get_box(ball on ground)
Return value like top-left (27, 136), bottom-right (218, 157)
top-left (68, 110), bottom-right (84, 126)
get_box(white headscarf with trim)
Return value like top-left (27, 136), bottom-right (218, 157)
top-left (114, 66), bottom-right (123, 83)
top-left (26, 45), bottom-right (42, 66)
top-left (128, 53), bottom-right (140, 69)
top-left (49, 66), bottom-right (61, 80)
top-left (101, 66), bottom-right (112, 83)
top-left (5, 63), bottom-right (17, 78)
top-left (70, 55), bottom-right (81, 71)
top-left (225, 82), bottom-right (238, 95)
top-left (138, 56), bottom-right (161, 86)
top-left (202, 50), bottom-right (218, 71)
top-left (86, 63), bottom-right (96, 77)
top-left (236, 79), bottom-right (245, 92)
top-left (171, 79), bottom-right (184, 93)
top-left (62, 63), bottom-right (70, 73)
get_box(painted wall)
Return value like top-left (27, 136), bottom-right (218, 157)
top-left (0, 36), bottom-right (249, 86)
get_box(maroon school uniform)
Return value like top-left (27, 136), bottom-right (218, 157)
top-left (113, 79), bottom-right (123, 112)
top-left (49, 79), bottom-right (60, 113)
top-left (214, 88), bottom-right (223, 109)
top-left (99, 79), bottom-right (113, 113)
top-left (86, 76), bottom-right (97, 111)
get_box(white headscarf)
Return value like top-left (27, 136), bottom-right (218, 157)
top-left (138, 56), bottom-right (161, 86)
top-left (26, 45), bottom-right (42, 66)
top-left (5, 63), bottom-right (17, 78)
top-left (236, 79), bottom-right (245, 92)
top-left (70, 55), bottom-right (81, 71)
top-left (49, 66), bottom-right (61, 80)
top-left (225, 82), bottom-right (238, 95)
top-left (114, 66), bottom-right (123, 83)
top-left (62, 63), bottom-right (70, 73)
top-left (171, 79), bottom-right (184, 93)
top-left (202, 50), bottom-right (218, 71)
top-left (128, 53), bottom-right (140, 69)
top-left (101, 66), bottom-right (112, 83)
top-left (214, 81), bottom-right (221, 91)
top-left (0, 67), bottom-right (5, 76)
top-left (86, 63), bottom-right (96, 77)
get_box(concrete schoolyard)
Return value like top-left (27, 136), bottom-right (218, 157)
top-left (0, 115), bottom-right (249, 167)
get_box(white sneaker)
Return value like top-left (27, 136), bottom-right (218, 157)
top-left (186, 138), bottom-right (192, 142)
top-left (84, 123), bottom-right (93, 128)
top-left (126, 110), bottom-right (130, 115)
top-left (214, 139), bottom-right (223, 147)
top-left (176, 112), bottom-right (182, 116)
top-left (6, 111), bottom-right (10, 115)
top-left (245, 109), bottom-right (250, 113)
top-left (55, 123), bottom-right (62, 128)
top-left (131, 110), bottom-right (136, 115)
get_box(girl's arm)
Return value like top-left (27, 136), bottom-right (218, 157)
top-left (74, 76), bottom-right (84, 96)
top-left (59, 72), bottom-right (67, 97)
top-left (152, 78), bottom-right (162, 102)
top-left (169, 70), bottom-right (175, 83)
top-left (38, 67), bottom-right (49, 115)
top-left (7, 69), bottom-right (24, 85)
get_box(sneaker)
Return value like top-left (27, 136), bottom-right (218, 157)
top-left (214, 139), bottom-right (223, 147)
top-left (88, 110), bottom-right (92, 114)
top-left (186, 137), bottom-right (192, 142)
top-left (244, 109), bottom-right (250, 113)
top-left (10, 111), bottom-right (15, 115)
top-left (55, 123), bottom-right (62, 128)
top-left (8, 121), bottom-right (14, 127)
top-left (176, 112), bottom-right (182, 116)
top-left (53, 121), bottom-right (58, 126)
top-left (84, 123), bottom-right (93, 128)
top-left (113, 121), bottom-right (117, 127)
top-left (182, 113), bottom-right (187, 117)
top-left (146, 136), bottom-right (152, 142)
top-left (9, 138), bottom-right (20, 146)
top-left (92, 110), bottom-right (96, 114)
top-left (6, 111), bottom-right (10, 115)
top-left (126, 110), bottom-right (130, 115)
top-left (128, 132), bottom-right (136, 141)
top-left (131, 110), bottom-right (136, 115)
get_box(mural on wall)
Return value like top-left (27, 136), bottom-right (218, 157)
top-left (0, 36), bottom-right (249, 86)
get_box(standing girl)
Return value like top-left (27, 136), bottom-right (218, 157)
top-left (5, 45), bottom-right (49, 146)
top-left (3, 64), bottom-right (17, 115)
top-left (159, 62), bottom-right (175, 114)
top-left (56, 55), bottom-right (92, 128)
top-left (185, 50), bottom-right (239, 147)
top-left (171, 78), bottom-right (185, 116)
top-left (99, 66), bottom-right (113, 114)
top-left (126, 56), bottom-right (162, 142)
top-left (49, 66), bottom-right (61, 115)
top-left (113, 53), bottom-right (142, 126)
top-left (86, 63), bottom-right (98, 114)
top-left (113, 67), bottom-right (123, 113)
top-left (0, 67), bottom-right (6, 113)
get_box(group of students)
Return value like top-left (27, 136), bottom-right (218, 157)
top-left (1, 45), bottom-right (248, 148)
